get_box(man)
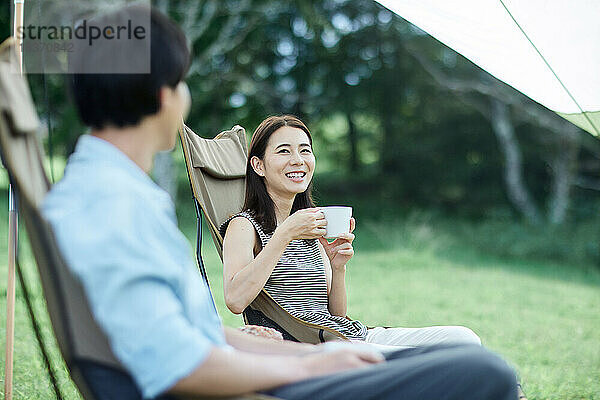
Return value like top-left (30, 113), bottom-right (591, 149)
top-left (43, 6), bottom-right (517, 400)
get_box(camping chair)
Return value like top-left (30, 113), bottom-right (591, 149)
top-left (178, 123), bottom-right (350, 344)
top-left (0, 39), bottom-right (273, 400)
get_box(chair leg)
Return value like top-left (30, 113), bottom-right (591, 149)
top-left (517, 383), bottom-right (527, 399)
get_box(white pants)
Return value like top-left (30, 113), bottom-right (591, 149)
top-left (353, 325), bottom-right (482, 353)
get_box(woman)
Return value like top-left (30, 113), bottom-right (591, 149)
top-left (220, 115), bottom-right (481, 349)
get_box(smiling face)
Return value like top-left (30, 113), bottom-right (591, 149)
top-left (251, 126), bottom-right (315, 201)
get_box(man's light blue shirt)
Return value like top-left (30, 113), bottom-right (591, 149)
top-left (43, 135), bottom-right (228, 398)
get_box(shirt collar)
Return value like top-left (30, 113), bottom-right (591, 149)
top-left (72, 134), bottom-right (157, 188)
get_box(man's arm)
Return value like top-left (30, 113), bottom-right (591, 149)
top-left (169, 344), bottom-right (384, 397)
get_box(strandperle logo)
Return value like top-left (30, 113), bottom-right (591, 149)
top-left (12, 1), bottom-right (152, 74)
top-left (16, 19), bottom-right (147, 46)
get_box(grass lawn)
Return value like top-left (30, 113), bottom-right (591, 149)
top-left (0, 193), bottom-right (599, 399)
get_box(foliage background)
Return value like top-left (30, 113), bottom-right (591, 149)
top-left (0, 1), bottom-right (599, 399)
top-left (5, 0), bottom-right (600, 237)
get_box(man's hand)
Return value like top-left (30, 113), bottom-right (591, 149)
top-left (300, 345), bottom-right (384, 378)
top-left (170, 341), bottom-right (384, 397)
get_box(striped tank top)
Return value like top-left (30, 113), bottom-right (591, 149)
top-left (222, 211), bottom-right (368, 340)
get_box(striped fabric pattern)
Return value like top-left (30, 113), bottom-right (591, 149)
top-left (222, 211), bottom-right (368, 340)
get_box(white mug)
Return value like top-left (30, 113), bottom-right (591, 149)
top-left (320, 206), bottom-right (352, 239)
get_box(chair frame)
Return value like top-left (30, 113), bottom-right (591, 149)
top-left (0, 39), bottom-right (276, 400)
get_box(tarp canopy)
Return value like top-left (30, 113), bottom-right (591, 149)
top-left (377, 0), bottom-right (600, 136)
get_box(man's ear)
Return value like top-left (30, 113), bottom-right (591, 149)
top-left (157, 86), bottom-right (169, 111)
top-left (250, 156), bottom-right (265, 177)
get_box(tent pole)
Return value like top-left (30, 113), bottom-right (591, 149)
top-left (5, 1), bottom-right (24, 399)
top-left (5, 190), bottom-right (18, 400)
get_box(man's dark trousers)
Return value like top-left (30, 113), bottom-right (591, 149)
top-left (265, 344), bottom-right (517, 400)
top-left (77, 344), bottom-right (517, 399)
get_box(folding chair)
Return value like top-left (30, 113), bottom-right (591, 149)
top-left (0, 39), bottom-right (273, 400)
top-left (179, 123), bottom-right (350, 344)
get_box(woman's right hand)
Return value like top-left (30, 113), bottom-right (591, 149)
top-left (276, 208), bottom-right (327, 241)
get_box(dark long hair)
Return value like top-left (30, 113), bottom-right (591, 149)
top-left (243, 115), bottom-right (315, 233)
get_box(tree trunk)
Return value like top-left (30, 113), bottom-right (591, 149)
top-left (347, 112), bottom-right (359, 173)
top-left (547, 126), bottom-right (580, 224)
top-left (153, 151), bottom-right (177, 202)
top-left (379, 72), bottom-right (400, 174)
top-left (490, 99), bottom-right (541, 224)
top-left (380, 115), bottom-right (396, 173)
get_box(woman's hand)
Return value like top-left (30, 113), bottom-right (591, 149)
top-left (318, 217), bottom-right (355, 271)
top-left (276, 208), bottom-right (327, 241)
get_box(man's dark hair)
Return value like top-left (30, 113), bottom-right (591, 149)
top-left (68, 6), bottom-right (190, 129)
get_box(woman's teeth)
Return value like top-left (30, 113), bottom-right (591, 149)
top-left (286, 172), bottom-right (305, 180)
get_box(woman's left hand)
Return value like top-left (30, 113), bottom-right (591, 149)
top-left (318, 217), bottom-right (356, 271)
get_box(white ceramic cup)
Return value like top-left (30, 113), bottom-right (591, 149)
top-left (320, 206), bottom-right (353, 239)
